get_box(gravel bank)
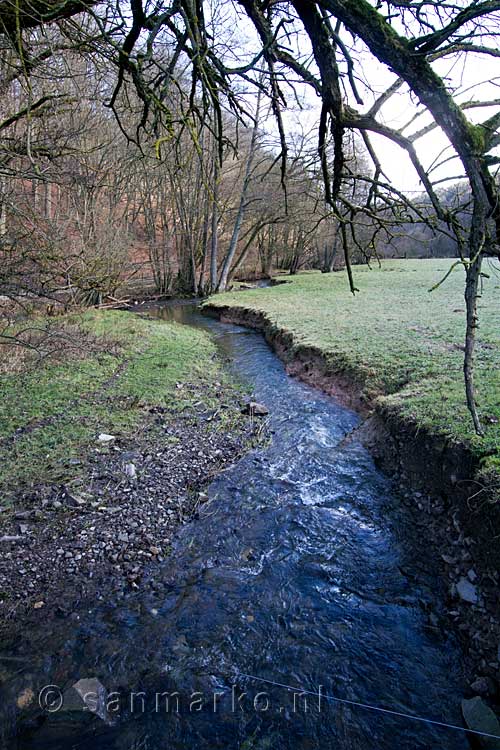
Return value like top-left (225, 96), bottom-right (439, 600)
top-left (0, 385), bottom-right (259, 640)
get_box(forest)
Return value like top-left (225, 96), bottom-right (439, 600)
top-left (0, 2), bottom-right (491, 308)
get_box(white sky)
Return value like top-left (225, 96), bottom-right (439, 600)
top-left (212, 2), bottom-right (500, 194)
top-left (279, 53), bottom-right (500, 194)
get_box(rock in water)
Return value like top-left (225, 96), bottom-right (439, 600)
top-left (471, 677), bottom-right (495, 696)
top-left (461, 697), bottom-right (500, 749)
top-left (456, 577), bottom-right (478, 604)
top-left (63, 677), bottom-right (111, 723)
top-left (241, 401), bottom-right (269, 417)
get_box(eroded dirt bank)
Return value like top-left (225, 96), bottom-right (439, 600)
top-left (204, 302), bottom-right (500, 708)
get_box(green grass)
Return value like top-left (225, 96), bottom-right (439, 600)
top-left (0, 310), bottom-right (232, 496)
top-left (207, 260), bottom-right (500, 476)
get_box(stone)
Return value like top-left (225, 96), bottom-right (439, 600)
top-left (471, 677), bottom-right (494, 696)
top-left (14, 511), bottom-right (30, 520)
top-left (121, 451), bottom-right (140, 461)
top-left (97, 433), bottom-right (115, 443)
top-left (441, 554), bottom-right (456, 565)
top-left (124, 463), bottom-right (137, 479)
top-left (456, 577), bottom-right (478, 604)
top-left (16, 688), bottom-right (34, 709)
top-left (63, 677), bottom-right (110, 722)
top-left (461, 697), bottom-right (500, 749)
top-left (241, 401), bottom-right (269, 417)
top-left (64, 493), bottom-right (86, 508)
top-left (428, 612), bottom-right (439, 628)
top-left (468, 568), bottom-right (478, 582)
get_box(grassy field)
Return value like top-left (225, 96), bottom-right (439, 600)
top-left (0, 310), bottom-right (236, 498)
top-left (208, 259), bottom-right (500, 478)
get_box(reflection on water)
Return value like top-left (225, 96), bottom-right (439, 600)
top-left (0, 303), bottom-right (467, 749)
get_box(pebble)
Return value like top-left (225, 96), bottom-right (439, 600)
top-left (470, 677), bottom-right (494, 695)
top-left (441, 554), bottom-right (456, 565)
top-left (241, 401), bottom-right (269, 417)
top-left (456, 577), bottom-right (478, 604)
top-left (97, 433), bottom-right (115, 443)
top-left (124, 463), bottom-right (137, 479)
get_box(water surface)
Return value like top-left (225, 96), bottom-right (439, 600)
top-left (1, 304), bottom-right (467, 749)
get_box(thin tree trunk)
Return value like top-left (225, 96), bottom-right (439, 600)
top-left (0, 176), bottom-right (6, 236)
top-left (464, 220), bottom-right (484, 435)
top-left (44, 181), bottom-right (52, 219)
top-left (229, 221), bottom-right (266, 281)
top-left (326, 229), bottom-right (340, 272)
top-left (198, 194), bottom-right (210, 295)
top-left (210, 149), bottom-right (220, 293)
top-left (216, 87), bottom-right (262, 293)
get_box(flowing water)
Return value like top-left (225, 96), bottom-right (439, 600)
top-left (0, 305), bottom-right (469, 749)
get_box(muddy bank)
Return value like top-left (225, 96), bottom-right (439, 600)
top-left (204, 302), bottom-right (500, 704)
top-left (0, 383), bottom-right (258, 642)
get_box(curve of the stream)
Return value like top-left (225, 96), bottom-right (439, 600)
top-left (1, 305), bottom-right (468, 749)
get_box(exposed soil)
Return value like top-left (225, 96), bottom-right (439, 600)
top-left (204, 303), bottom-right (500, 708)
top-left (0, 386), bottom-right (259, 643)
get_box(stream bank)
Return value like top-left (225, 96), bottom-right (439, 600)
top-left (0, 302), bottom-right (498, 749)
top-left (204, 302), bottom-right (500, 710)
top-left (0, 308), bottom-right (259, 639)
top-left (0, 394), bottom-right (257, 640)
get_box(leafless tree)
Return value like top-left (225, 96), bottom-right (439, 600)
top-left (3, 0), bottom-right (500, 430)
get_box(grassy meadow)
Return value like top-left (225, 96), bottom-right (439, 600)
top-left (0, 310), bottom-right (235, 497)
top-left (209, 259), bottom-right (500, 478)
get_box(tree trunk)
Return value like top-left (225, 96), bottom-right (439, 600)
top-left (44, 181), bottom-right (52, 219)
top-left (210, 151), bottom-right (220, 293)
top-left (0, 176), bottom-right (6, 237)
top-left (324, 229), bottom-right (340, 272)
top-left (216, 88), bottom-right (262, 293)
top-left (464, 214), bottom-right (485, 435)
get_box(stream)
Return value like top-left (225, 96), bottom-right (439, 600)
top-left (0, 304), bottom-right (469, 749)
